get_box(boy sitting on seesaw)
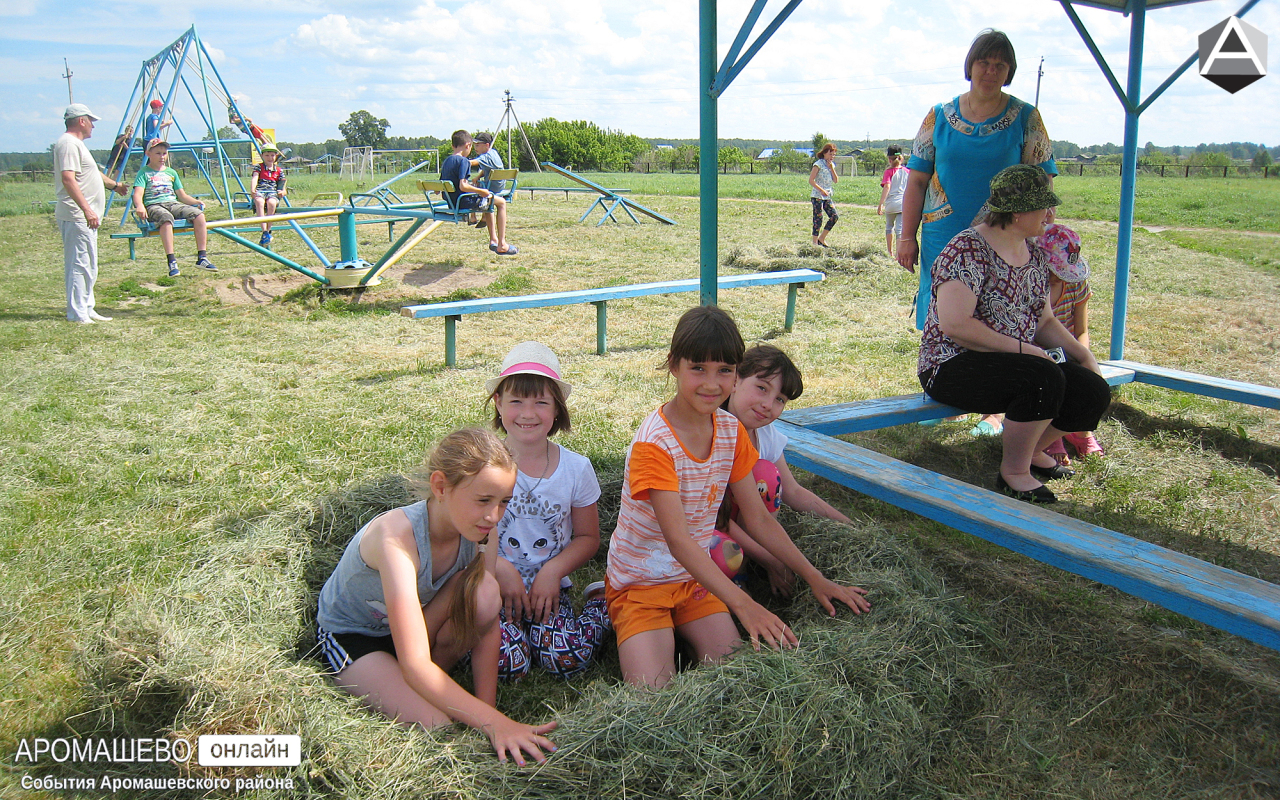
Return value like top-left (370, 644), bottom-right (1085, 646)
top-left (605, 306), bottom-right (870, 688)
top-left (441, 130), bottom-right (517, 255)
top-left (132, 139), bottom-right (216, 277)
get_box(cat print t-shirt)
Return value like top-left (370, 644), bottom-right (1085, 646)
top-left (497, 444), bottom-right (601, 589)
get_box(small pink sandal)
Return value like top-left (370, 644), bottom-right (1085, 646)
top-left (1044, 437), bottom-right (1071, 467)
top-left (1065, 431), bottom-right (1104, 457)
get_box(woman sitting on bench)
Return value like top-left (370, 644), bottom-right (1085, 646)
top-left (915, 164), bottom-right (1110, 504)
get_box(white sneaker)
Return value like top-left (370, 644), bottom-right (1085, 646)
top-left (583, 580), bottom-right (606, 601)
top-left (88, 310), bottom-right (113, 322)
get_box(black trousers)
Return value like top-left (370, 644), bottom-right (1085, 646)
top-left (920, 350), bottom-right (1111, 432)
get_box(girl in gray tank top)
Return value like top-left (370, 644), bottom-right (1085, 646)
top-left (314, 429), bottom-right (559, 765)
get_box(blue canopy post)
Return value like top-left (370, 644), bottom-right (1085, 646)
top-left (700, 0), bottom-right (804, 306)
top-left (1059, 0), bottom-right (1263, 359)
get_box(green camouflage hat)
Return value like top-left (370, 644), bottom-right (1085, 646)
top-left (987, 164), bottom-right (1060, 213)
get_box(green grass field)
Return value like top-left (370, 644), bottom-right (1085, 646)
top-left (1, 172), bottom-right (1278, 799)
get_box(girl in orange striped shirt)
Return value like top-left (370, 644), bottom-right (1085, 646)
top-left (605, 306), bottom-right (870, 687)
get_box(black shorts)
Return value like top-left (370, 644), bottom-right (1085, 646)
top-left (316, 625), bottom-right (396, 674)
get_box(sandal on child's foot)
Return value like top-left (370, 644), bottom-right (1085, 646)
top-left (1044, 437), bottom-right (1071, 467)
top-left (1065, 431), bottom-right (1104, 457)
top-left (970, 419), bottom-right (1002, 437)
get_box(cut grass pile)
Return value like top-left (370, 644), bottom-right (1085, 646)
top-left (70, 486), bottom-right (993, 799)
top-left (2, 184), bottom-right (1279, 798)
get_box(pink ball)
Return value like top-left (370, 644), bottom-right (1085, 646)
top-left (708, 531), bottom-right (744, 578)
top-left (752, 459), bottom-right (782, 514)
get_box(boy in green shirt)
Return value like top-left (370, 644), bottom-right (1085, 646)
top-left (132, 138), bottom-right (216, 277)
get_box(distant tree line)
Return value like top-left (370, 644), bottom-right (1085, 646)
top-left (5, 112), bottom-right (1277, 174)
top-left (1052, 139), bottom-right (1277, 166)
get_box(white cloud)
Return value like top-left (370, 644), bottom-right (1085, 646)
top-left (2, 0), bottom-right (1277, 151)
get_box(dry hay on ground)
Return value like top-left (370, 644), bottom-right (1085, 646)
top-left (214, 262), bottom-right (491, 306)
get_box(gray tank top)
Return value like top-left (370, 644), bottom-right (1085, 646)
top-left (317, 500), bottom-right (477, 636)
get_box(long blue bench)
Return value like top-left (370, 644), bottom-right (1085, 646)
top-left (777, 419), bottom-right (1280, 652)
top-left (519, 186), bottom-right (632, 200)
top-left (400, 268), bottom-right (824, 367)
top-left (1102, 359), bottom-right (1280, 409)
top-left (779, 364), bottom-right (1137, 435)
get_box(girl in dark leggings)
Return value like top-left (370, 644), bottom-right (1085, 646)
top-left (808, 143), bottom-right (839, 247)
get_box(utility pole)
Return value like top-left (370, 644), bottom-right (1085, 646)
top-left (492, 90), bottom-right (541, 172)
top-left (1034, 57), bottom-right (1045, 106)
top-left (62, 58), bottom-right (74, 104)
top-left (503, 90), bottom-right (513, 167)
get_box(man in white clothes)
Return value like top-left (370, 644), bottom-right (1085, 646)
top-left (54, 103), bottom-right (128, 323)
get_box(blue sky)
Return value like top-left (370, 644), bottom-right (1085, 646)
top-left (3, 0), bottom-right (1276, 153)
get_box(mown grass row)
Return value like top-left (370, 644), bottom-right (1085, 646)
top-left (1, 189), bottom-right (1277, 798)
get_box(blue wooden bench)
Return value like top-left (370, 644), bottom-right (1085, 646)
top-left (519, 186), bottom-right (631, 200)
top-left (1102, 359), bottom-right (1280, 409)
top-left (776, 419), bottom-right (1280, 652)
top-left (780, 363), bottom-right (1137, 435)
top-left (400, 268), bottom-right (824, 367)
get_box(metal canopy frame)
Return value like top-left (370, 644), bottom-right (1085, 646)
top-left (693, 0), bottom-right (1279, 650)
top-left (1056, 0), bottom-right (1263, 358)
top-left (698, 0), bottom-right (1264, 361)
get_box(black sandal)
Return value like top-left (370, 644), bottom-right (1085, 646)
top-left (1030, 462), bottom-right (1075, 481)
top-left (996, 475), bottom-right (1057, 504)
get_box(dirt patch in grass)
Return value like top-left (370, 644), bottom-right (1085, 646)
top-left (214, 261), bottom-right (491, 306)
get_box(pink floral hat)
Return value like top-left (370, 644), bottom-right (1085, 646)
top-left (1037, 223), bottom-right (1089, 283)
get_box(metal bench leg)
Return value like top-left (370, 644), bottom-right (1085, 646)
top-left (598, 198), bottom-right (624, 226)
top-left (580, 197), bottom-right (606, 224)
top-left (594, 301), bottom-right (608, 354)
top-left (785, 283), bottom-right (802, 332)
top-left (445, 315), bottom-right (460, 367)
top-left (129, 239), bottom-right (136, 261)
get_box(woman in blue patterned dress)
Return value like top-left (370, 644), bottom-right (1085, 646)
top-left (896, 29), bottom-right (1058, 331)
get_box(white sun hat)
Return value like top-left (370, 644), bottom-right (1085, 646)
top-left (484, 341), bottom-right (572, 398)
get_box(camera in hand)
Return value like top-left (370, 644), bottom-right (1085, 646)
top-left (1045, 347), bottom-right (1067, 364)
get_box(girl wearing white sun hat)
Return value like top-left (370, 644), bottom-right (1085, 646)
top-left (485, 342), bottom-right (609, 681)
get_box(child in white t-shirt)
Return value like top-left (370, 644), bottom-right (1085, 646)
top-left (878, 145), bottom-right (910, 257)
top-left (718, 345), bottom-right (855, 594)
top-left (486, 342), bottom-right (609, 680)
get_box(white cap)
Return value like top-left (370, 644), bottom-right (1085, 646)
top-left (64, 103), bottom-right (101, 121)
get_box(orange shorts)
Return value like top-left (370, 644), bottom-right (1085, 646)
top-left (605, 577), bottom-right (730, 646)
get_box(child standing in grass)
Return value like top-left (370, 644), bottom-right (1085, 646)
top-left (315, 428), bottom-right (557, 765)
top-left (716, 345), bottom-right (855, 595)
top-left (878, 145), bottom-right (909, 257)
top-left (486, 342), bottom-right (610, 680)
top-left (1037, 222), bottom-right (1105, 465)
top-left (606, 306), bottom-right (870, 688)
top-left (808, 143), bottom-right (840, 248)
